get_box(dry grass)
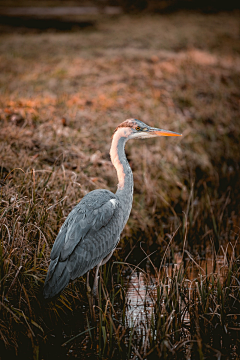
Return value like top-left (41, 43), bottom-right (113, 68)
top-left (0, 11), bottom-right (240, 359)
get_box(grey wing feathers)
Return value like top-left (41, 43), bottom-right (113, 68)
top-left (43, 189), bottom-right (120, 298)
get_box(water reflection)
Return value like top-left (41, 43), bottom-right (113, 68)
top-left (125, 271), bottom-right (155, 328)
top-left (125, 251), bottom-right (231, 327)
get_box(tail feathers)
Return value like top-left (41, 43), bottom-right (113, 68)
top-left (45, 256), bottom-right (59, 283)
top-left (43, 259), bottom-right (70, 299)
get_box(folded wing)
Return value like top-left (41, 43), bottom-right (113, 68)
top-left (43, 189), bottom-right (120, 298)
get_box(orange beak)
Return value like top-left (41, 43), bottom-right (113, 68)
top-left (149, 127), bottom-right (182, 137)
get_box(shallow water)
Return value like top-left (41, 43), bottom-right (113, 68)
top-left (125, 250), bottom-right (231, 327)
top-left (125, 271), bottom-right (155, 327)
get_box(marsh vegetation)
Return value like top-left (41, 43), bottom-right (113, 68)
top-left (0, 11), bottom-right (240, 359)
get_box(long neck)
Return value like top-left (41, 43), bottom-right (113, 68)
top-left (110, 128), bottom-right (134, 203)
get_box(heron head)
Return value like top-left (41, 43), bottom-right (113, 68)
top-left (114, 118), bottom-right (182, 140)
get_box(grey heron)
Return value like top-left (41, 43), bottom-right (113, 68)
top-left (43, 119), bottom-right (181, 299)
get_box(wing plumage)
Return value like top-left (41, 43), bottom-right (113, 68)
top-left (43, 189), bottom-right (121, 298)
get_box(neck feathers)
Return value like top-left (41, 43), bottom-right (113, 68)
top-left (110, 127), bottom-right (133, 192)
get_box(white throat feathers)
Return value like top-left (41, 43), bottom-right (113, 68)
top-left (110, 127), bottom-right (132, 190)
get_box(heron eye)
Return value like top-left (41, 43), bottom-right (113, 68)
top-left (136, 126), bottom-right (141, 131)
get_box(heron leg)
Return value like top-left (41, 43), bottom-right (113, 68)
top-left (86, 271), bottom-right (91, 293)
top-left (86, 271), bottom-right (94, 317)
top-left (92, 262), bottom-right (101, 299)
top-left (92, 250), bottom-right (115, 299)
top-left (101, 249), bottom-right (114, 266)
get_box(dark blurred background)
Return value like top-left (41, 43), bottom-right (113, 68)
top-left (0, 0), bottom-right (239, 33)
top-left (1, 0), bottom-right (240, 12)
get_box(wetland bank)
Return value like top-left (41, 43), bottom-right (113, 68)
top-left (0, 10), bottom-right (240, 359)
